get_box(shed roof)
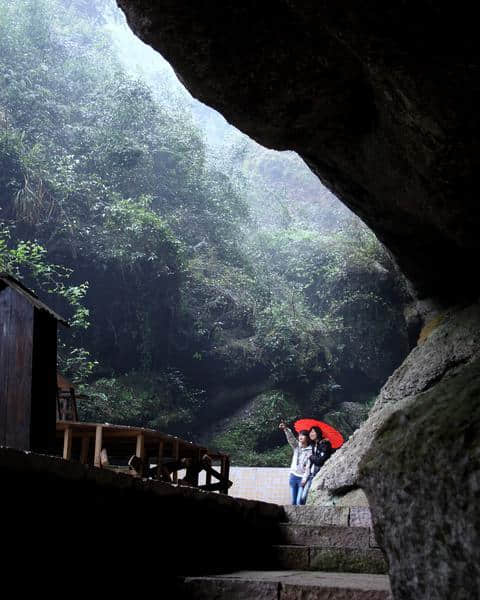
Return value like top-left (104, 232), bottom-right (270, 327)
top-left (0, 273), bottom-right (69, 326)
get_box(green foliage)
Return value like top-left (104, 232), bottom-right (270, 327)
top-left (255, 300), bottom-right (328, 382)
top-left (0, 0), bottom-right (409, 465)
top-left (243, 217), bottom-right (407, 378)
top-left (58, 346), bottom-right (97, 384)
top-left (99, 196), bottom-right (183, 268)
top-left (78, 369), bottom-right (205, 435)
top-left (0, 221), bottom-right (90, 328)
top-left (0, 219), bottom-right (95, 382)
top-left (0, 0), bottom-right (247, 375)
top-left (210, 391), bottom-right (301, 466)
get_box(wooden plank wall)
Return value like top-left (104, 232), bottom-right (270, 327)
top-left (0, 286), bottom-right (34, 450)
top-left (31, 310), bottom-right (57, 452)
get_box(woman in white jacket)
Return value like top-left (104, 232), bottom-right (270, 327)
top-left (279, 422), bottom-right (312, 505)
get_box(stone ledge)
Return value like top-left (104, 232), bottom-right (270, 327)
top-left (350, 507), bottom-right (373, 528)
top-left (0, 445), bottom-right (285, 577)
top-left (309, 547), bottom-right (388, 574)
top-left (0, 446), bottom-right (283, 520)
top-left (182, 571), bottom-right (392, 599)
top-left (270, 545), bottom-right (388, 574)
top-left (283, 505), bottom-right (350, 526)
top-left (278, 524), bottom-right (371, 548)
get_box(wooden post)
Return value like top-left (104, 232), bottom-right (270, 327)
top-left (69, 388), bottom-right (78, 421)
top-left (56, 390), bottom-right (61, 421)
top-left (63, 426), bottom-right (72, 460)
top-left (172, 438), bottom-right (179, 484)
top-left (190, 448), bottom-right (202, 487)
top-left (136, 432), bottom-right (145, 477)
top-left (156, 440), bottom-right (164, 480)
top-left (94, 425), bottom-right (103, 468)
top-left (197, 448), bottom-right (204, 485)
top-left (223, 456), bottom-right (230, 495)
top-left (220, 455), bottom-right (226, 493)
top-left (206, 454), bottom-right (212, 488)
top-left (80, 436), bottom-right (90, 464)
top-left (135, 432), bottom-right (145, 458)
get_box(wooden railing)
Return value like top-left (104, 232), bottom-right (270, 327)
top-left (56, 421), bottom-right (231, 494)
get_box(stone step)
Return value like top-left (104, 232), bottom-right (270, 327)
top-left (180, 570), bottom-right (392, 599)
top-left (277, 524), bottom-right (372, 548)
top-left (283, 505), bottom-right (349, 526)
top-left (268, 545), bottom-right (388, 574)
top-left (283, 505), bottom-right (373, 528)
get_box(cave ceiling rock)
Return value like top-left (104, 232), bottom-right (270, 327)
top-left (117, 0), bottom-right (480, 301)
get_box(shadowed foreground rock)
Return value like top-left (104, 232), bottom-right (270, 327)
top-left (0, 447), bottom-right (283, 589)
top-left (359, 357), bottom-right (480, 600)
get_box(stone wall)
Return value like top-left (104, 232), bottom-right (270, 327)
top-left (0, 447), bottom-right (284, 590)
top-left (216, 467), bottom-right (291, 505)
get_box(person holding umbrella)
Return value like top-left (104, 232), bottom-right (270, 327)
top-left (309, 424), bottom-right (333, 466)
top-left (293, 418), bottom-right (344, 503)
top-left (279, 421), bottom-right (312, 505)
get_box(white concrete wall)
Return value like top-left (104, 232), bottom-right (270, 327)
top-left (200, 466), bottom-right (292, 505)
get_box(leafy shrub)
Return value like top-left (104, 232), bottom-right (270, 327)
top-left (210, 391), bottom-right (301, 466)
top-left (78, 369), bottom-right (205, 436)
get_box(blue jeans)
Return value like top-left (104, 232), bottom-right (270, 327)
top-left (289, 473), bottom-right (307, 505)
top-left (301, 476), bottom-right (313, 504)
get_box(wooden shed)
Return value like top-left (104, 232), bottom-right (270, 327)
top-left (0, 273), bottom-right (68, 452)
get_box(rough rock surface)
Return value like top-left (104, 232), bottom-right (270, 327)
top-left (278, 524), bottom-right (371, 548)
top-left (359, 357), bottom-right (480, 600)
top-left (335, 489), bottom-right (370, 508)
top-left (117, 0), bottom-right (480, 301)
top-left (283, 505), bottom-right (349, 526)
top-left (309, 302), bottom-right (480, 502)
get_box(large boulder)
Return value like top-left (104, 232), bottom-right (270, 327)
top-left (309, 302), bottom-right (480, 503)
top-left (359, 356), bottom-right (480, 600)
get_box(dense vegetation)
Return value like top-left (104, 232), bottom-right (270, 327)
top-left (0, 0), bottom-right (411, 464)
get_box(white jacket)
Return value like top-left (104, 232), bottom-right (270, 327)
top-left (285, 427), bottom-right (312, 483)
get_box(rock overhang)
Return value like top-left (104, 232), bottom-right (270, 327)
top-left (117, 0), bottom-right (480, 302)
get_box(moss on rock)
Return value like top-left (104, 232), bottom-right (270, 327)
top-left (359, 357), bottom-right (480, 600)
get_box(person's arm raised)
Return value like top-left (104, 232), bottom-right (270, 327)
top-left (284, 426), bottom-right (298, 451)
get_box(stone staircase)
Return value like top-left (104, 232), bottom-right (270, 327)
top-left (179, 505), bottom-right (392, 599)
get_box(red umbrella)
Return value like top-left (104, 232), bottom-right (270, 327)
top-left (294, 418), bottom-right (344, 449)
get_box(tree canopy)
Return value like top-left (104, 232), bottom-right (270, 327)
top-left (0, 0), bottom-right (411, 463)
